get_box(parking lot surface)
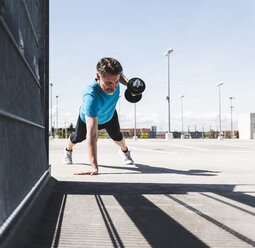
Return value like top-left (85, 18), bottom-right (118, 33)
top-left (33, 139), bottom-right (255, 247)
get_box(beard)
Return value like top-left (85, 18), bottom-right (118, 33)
top-left (105, 88), bottom-right (115, 95)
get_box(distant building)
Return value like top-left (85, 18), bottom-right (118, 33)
top-left (156, 132), bottom-right (166, 139)
top-left (238, 113), bottom-right (255, 139)
top-left (151, 126), bottom-right (157, 138)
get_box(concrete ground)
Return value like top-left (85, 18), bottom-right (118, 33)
top-left (32, 138), bottom-right (255, 247)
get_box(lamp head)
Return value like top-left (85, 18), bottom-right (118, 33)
top-left (164, 48), bottom-right (173, 56)
top-left (167, 48), bottom-right (173, 54)
top-left (216, 82), bottom-right (224, 87)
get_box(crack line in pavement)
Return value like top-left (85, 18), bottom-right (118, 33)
top-left (128, 146), bottom-right (176, 155)
top-left (165, 194), bottom-right (255, 247)
top-left (165, 144), bottom-right (209, 151)
top-left (220, 144), bottom-right (255, 149)
top-left (200, 193), bottom-right (255, 217)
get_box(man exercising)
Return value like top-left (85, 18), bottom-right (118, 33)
top-left (63, 57), bottom-right (134, 175)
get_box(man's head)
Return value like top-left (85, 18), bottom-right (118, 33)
top-left (96, 57), bottom-right (123, 95)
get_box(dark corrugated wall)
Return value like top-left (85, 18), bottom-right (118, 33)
top-left (0, 0), bottom-right (49, 229)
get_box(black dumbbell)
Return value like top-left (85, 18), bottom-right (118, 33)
top-left (124, 78), bottom-right (146, 103)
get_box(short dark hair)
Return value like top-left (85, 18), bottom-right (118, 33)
top-left (96, 57), bottom-right (123, 77)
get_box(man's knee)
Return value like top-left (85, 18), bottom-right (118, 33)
top-left (70, 132), bottom-right (86, 144)
top-left (111, 132), bottom-right (123, 141)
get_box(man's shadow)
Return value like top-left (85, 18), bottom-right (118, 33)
top-left (74, 162), bottom-right (220, 176)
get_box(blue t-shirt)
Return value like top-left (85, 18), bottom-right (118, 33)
top-left (79, 79), bottom-right (120, 124)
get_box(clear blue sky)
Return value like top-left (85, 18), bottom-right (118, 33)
top-left (50, 0), bottom-right (255, 132)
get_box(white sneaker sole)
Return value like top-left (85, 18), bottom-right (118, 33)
top-left (63, 159), bottom-right (72, 165)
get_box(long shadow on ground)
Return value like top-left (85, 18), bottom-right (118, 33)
top-left (74, 162), bottom-right (220, 176)
top-left (28, 180), bottom-right (255, 248)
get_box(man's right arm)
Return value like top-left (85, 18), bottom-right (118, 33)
top-left (119, 74), bottom-right (128, 86)
top-left (85, 115), bottom-right (98, 174)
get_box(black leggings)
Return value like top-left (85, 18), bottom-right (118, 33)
top-left (70, 110), bottom-right (123, 143)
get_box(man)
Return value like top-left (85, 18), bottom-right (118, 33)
top-left (63, 57), bottom-right (134, 175)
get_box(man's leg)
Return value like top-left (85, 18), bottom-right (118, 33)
top-left (113, 137), bottom-right (128, 152)
top-left (103, 111), bottom-right (134, 164)
top-left (114, 137), bottom-right (134, 165)
top-left (63, 140), bottom-right (76, 164)
top-left (66, 140), bottom-right (76, 151)
top-left (64, 115), bottom-right (87, 164)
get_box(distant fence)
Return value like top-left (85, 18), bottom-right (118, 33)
top-left (51, 128), bottom-right (239, 139)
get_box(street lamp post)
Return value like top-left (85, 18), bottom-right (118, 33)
top-left (118, 95), bottom-right (121, 127)
top-left (229, 97), bottom-right (235, 139)
top-left (180, 95), bottom-right (184, 139)
top-left (49, 82), bottom-right (53, 139)
top-left (56, 95), bottom-right (59, 139)
top-left (133, 103), bottom-right (138, 140)
top-left (164, 48), bottom-right (173, 140)
top-left (216, 82), bottom-right (224, 140)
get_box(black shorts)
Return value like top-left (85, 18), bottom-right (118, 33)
top-left (70, 110), bottom-right (123, 143)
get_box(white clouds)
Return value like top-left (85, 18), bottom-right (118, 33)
top-left (49, 105), bottom-right (77, 128)
top-left (50, 99), bottom-right (239, 132)
top-left (119, 110), bottom-right (238, 132)
top-left (119, 111), bottom-right (167, 130)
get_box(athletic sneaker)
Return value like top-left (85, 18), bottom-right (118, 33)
top-left (63, 148), bottom-right (73, 164)
top-left (118, 149), bottom-right (134, 165)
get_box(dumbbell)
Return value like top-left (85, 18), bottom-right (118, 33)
top-left (119, 75), bottom-right (146, 103)
top-left (125, 78), bottom-right (146, 103)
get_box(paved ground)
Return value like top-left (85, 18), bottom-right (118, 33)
top-left (32, 138), bottom-right (255, 247)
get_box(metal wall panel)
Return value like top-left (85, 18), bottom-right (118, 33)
top-left (0, 0), bottom-right (49, 230)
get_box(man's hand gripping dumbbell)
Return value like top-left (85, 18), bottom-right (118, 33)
top-left (119, 74), bottom-right (146, 103)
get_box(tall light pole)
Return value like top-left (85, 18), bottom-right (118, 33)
top-left (56, 95), bottom-right (59, 139)
top-left (118, 95), bottom-right (121, 127)
top-left (49, 82), bottom-right (53, 138)
top-left (229, 97), bottom-right (235, 139)
top-left (180, 95), bottom-right (184, 138)
top-left (133, 103), bottom-right (138, 140)
top-left (164, 48), bottom-right (173, 139)
top-left (216, 82), bottom-right (224, 140)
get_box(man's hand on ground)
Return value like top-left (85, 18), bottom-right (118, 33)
top-left (74, 169), bottom-right (98, 176)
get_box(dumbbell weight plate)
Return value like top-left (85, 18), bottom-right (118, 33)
top-left (125, 89), bottom-right (142, 103)
top-left (127, 78), bottom-right (146, 95)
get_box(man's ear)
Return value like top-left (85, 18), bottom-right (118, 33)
top-left (96, 73), bottom-right (100, 81)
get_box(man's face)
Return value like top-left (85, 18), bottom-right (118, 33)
top-left (97, 73), bottom-right (120, 95)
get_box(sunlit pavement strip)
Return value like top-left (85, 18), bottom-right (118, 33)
top-left (31, 139), bottom-right (255, 247)
top-left (219, 143), bottom-right (255, 149)
top-left (161, 143), bottom-right (210, 151)
top-left (128, 145), bottom-right (177, 155)
top-left (145, 193), bottom-right (255, 248)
